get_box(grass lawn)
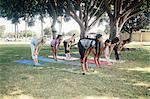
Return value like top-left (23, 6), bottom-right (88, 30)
top-left (0, 44), bottom-right (150, 99)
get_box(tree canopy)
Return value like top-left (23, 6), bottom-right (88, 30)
top-left (0, 0), bottom-right (149, 39)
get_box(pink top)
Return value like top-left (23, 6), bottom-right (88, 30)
top-left (51, 39), bottom-right (59, 47)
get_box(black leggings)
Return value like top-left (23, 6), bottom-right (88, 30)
top-left (114, 46), bottom-right (120, 60)
top-left (78, 41), bottom-right (86, 62)
top-left (63, 41), bottom-right (70, 53)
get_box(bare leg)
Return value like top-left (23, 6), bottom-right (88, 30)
top-left (83, 48), bottom-right (92, 72)
top-left (85, 59), bottom-right (89, 72)
top-left (54, 49), bottom-right (57, 61)
top-left (52, 47), bottom-right (57, 61)
top-left (81, 63), bottom-right (86, 75)
top-left (34, 58), bottom-right (38, 63)
top-left (68, 53), bottom-right (71, 59)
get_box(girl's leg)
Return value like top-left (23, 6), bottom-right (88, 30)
top-left (64, 42), bottom-right (68, 59)
top-left (51, 47), bottom-right (56, 60)
top-left (78, 41), bottom-right (86, 74)
top-left (114, 49), bottom-right (120, 60)
top-left (54, 48), bottom-right (57, 61)
top-left (84, 48), bottom-right (92, 72)
top-left (81, 62), bottom-right (86, 75)
top-left (34, 58), bottom-right (38, 63)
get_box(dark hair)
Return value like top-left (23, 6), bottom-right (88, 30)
top-left (111, 37), bottom-right (119, 44)
top-left (105, 39), bottom-right (111, 43)
top-left (72, 34), bottom-right (75, 36)
top-left (56, 35), bottom-right (62, 39)
top-left (95, 34), bottom-right (102, 40)
top-left (123, 38), bottom-right (130, 43)
top-left (105, 39), bottom-right (111, 48)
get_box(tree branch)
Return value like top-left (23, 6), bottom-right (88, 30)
top-left (88, 11), bottom-right (105, 29)
top-left (88, 0), bottom-right (104, 22)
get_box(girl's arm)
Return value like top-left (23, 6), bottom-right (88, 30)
top-left (34, 46), bottom-right (38, 56)
top-left (109, 44), bottom-right (115, 56)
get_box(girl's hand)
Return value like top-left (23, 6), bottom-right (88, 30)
top-left (34, 49), bottom-right (38, 56)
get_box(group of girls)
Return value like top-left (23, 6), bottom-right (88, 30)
top-left (50, 34), bottom-right (76, 61)
top-left (30, 33), bottom-right (129, 75)
top-left (30, 34), bottom-right (76, 66)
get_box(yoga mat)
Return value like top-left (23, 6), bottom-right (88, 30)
top-left (87, 59), bottom-right (112, 65)
top-left (38, 56), bottom-right (64, 62)
top-left (14, 60), bottom-right (43, 65)
top-left (48, 55), bottom-right (79, 60)
top-left (62, 61), bottom-right (96, 68)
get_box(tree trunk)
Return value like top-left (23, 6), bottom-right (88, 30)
top-left (58, 16), bottom-right (62, 34)
top-left (40, 16), bottom-right (44, 37)
top-left (80, 25), bottom-right (87, 39)
top-left (25, 21), bottom-right (28, 38)
top-left (109, 19), bottom-right (116, 40)
top-left (109, 19), bottom-right (121, 40)
top-left (14, 23), bottom-right (18, 40)
top-left (51, 17), bottom-right (57, 39)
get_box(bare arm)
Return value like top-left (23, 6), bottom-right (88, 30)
top-left (109, 44), bottom-right (115, 56)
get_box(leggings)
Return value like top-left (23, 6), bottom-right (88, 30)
top-left (78, 41), bottom-right (86, 63)
top-left (63, 41), bottom-right (70, 53)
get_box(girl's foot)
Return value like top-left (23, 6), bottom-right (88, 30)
top-left (34, 63), bottom-right (41, 66)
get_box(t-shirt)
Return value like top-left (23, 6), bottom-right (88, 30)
top-left (31, 38), bottom-right (39, 46)
top-left (79, 38), bottom-right (96, 49)
top-left (51, 39), bottom-right (59, 47)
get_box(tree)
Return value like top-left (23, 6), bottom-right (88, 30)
top-left (122, 12), bottom-right (150, 41)
top-left (44, 27), bottom-right (52, 36)
top-left (0, 25), bottom-right (5, 37)
top-left (19, 30), bottom-right (37, 38)
top-left (105, 0), bottom-right (148, 39)
top-left (62, 0), bottom-right (110, 38)
top-left (66, 30), bottom-right (80, 36)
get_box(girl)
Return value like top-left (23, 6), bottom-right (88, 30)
top-left (78, 34), bottom-right (104, 75)
top-left (63, 34), bottom-right (75, 59)
top-left (104, 39), bottom-right (112, 65)
top-left (50, 35), bottom-right (62, 61)
top-left (31, 37), bottom-right (45, 66)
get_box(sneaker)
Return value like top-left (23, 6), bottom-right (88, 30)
top-left (82, 73), bottom-right (85, 75)
top-left (34, 63), bottom-right (41, 66)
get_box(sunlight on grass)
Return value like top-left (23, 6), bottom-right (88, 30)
top-left (128, 67), bottom-right (150, 72)
top-left (73, 96), bottom-right (120, 99)
top-left (9, 90), bottom-right (23, 95)
top-left (0, 44), bottom-right (150, 98)
top-left (2, 94), bottom-right (34, 99)
top-left (133, 82), bottom-right (150, 88)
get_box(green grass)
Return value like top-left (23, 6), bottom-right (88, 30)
top-left (0, 44), bottom-right (150, 99)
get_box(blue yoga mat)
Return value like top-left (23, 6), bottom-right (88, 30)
top-left (14, 60), bottom-right (44, 65)
top-left (38, 56), bottom-right (65, 63)
top-left (14, 56), bottom-right (96, 68)
top-left (14, 56), bottom-right (65, 65)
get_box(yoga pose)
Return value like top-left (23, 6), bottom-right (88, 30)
top-left (78, 34), bottom-right (104, 75)
top-left (63, 34), bottom-right (75, 59)
top-left (50, 35), bottom-right (62, 61)
top-left (109, 37), bottom-right (130, 60)
top-left (30, 37), bottom-right (45, 66)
